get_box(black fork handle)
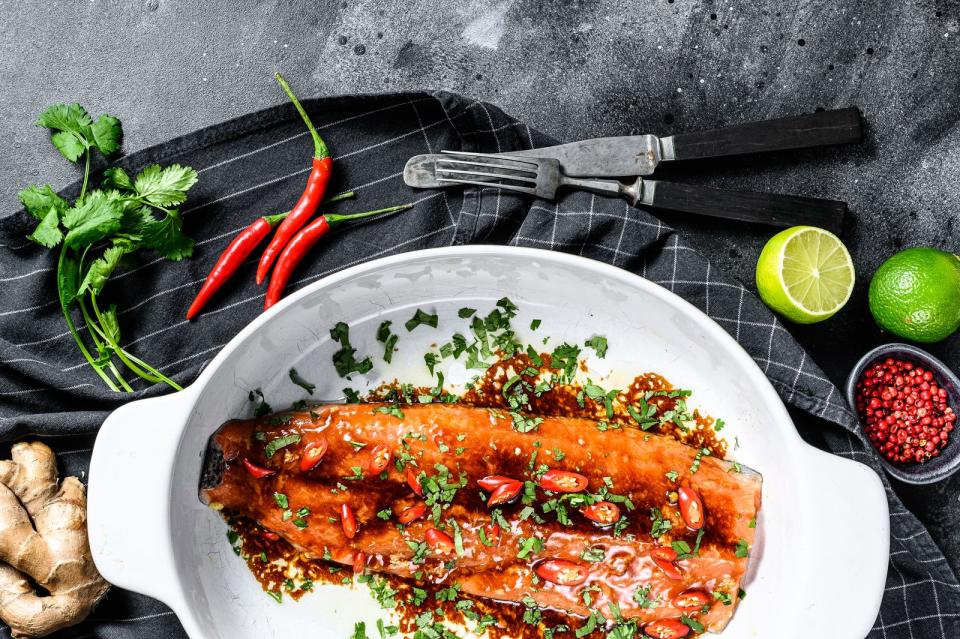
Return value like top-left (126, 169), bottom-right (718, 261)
top-left (666, 108), bottom-right (862, 161)
top-left (643, 180), bottom-right (846, 231)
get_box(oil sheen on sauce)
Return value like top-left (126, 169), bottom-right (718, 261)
top-left (226, 351), bottom-right (732, 638)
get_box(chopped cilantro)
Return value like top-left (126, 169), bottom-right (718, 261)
top-left (584, 335), bottom-right (608, 358)
top-left (376, 320), bottom-right (399, 363)
top-left (405, 308), bottom-right (438, 331)
top-left (288, 368), bottom-right (315, 394)
top-left (330, 322), bottom-right (373, 378)
top-left (264, 434), bottom-right (301, 458)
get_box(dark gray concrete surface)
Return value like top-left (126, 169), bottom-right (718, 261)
top-left (2, 1), bottom-right (959, 569)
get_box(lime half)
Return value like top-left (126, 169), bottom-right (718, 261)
top-left (755, 226), bottom-right (856, 324)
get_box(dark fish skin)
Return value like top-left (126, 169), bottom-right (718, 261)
top-left (201, 404), bottom-right (762, 632)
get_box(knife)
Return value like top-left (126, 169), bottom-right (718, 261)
top-left (404, 107), bottom-right (862, 187)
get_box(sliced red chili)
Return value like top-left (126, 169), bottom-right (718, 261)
top-left (653, 558), bottom-right (683, 580)
top-left (482, 523), bottom-right (501, 546)
top-left (406, 466), bottom-right (424, 497)
top-left (242, 457), bottom-right (276, 479)
top-left (650, 546), bottom-right (678, 562)
top-left (397, 503), bottom-right (428, 525)
top-left (671, 589), bottom-right (711, 611)
top-left (478, 475), bottom-right (520, 492)
top-left (425, 528), bottom-right (455, 554)
top-left (486, 481), bottom-right (523, 507)
top-left (581, 501), bottom-right (621, 525)
top-left (299, 439), bottom-right (328, 472)
top-left (353, 551), bottom-right (366, 575)
top-left (678, 484), bottom-right (705, 530)
top-left (341, 503), bottom-right (358, 539)
top-left (261, 531), bottom-right (280, 541)
top-left (643, 619), bottom-right (690, 639)
top-left (538, 470), bottom-right (589, 493)
top-left (367, 444), bottom-right (392, 474)
top-left (534, 559), bottom-right (588, 586)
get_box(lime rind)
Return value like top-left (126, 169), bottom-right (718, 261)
top-left (756, 226), bottom-right (856, 323)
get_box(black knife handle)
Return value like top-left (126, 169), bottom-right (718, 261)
top-left (667, 108), bottom-right (862, 161)
top-left (646, 180), bottom-right (846, 231)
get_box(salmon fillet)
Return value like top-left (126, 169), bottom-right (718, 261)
top-left (200, 403), bottom-right (761, 633)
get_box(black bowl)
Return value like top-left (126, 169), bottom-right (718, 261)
top-left (845, 343), bottom-right (960, 484)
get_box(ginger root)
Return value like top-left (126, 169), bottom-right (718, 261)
top-left (0, 442), bottom-right (109, 637)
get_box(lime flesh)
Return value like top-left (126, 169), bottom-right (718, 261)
top-left (756, 226), bottom-right (855, 324)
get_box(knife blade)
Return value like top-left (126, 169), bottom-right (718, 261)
top-left (403, 108), bottom-right (862, 188)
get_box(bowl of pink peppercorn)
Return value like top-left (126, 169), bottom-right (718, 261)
top-left (845, 343), bottom-right (960, 484)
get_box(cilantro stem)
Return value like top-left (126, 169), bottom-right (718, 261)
top-left (79, 150), bottom-right (90, 200)
top-left (57, 248), bottom-right (119, 392)
top-left (78, 298), bottom-right (133, 391)
top-left (88, 293), bottom-right (182, 391)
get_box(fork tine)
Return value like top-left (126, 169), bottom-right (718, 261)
top-left (436, 158), bottom-right (538, 176)
top-left (436, 177), bottom-right (537, 196)
top-left (435, 167), bottom-right (539, 184)
top-left (440, 149), bottom-right (540, 167)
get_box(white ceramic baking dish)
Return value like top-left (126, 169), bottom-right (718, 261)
top-left (87, 246), bottom-right (888, 639)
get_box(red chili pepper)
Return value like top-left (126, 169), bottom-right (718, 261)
top-left (425, 528), bottom-right (455, 554)
top-left (353, 551), bottom-right (366, 575)
top-left (580, 501), bottom-right (621, 525)
top-left (187, 213), bottom-right (285, 320)
top-left (186, 191), bottom-right (352, 320)
top-left (538, 469), bottom-right (589, 493)
top-left (671, 589), bottom-right (712, 611)
top-left (406, 466), bottom-right (424, 497)
top-left (366, 444), bottom-right (392, 474)
top-left (481, 523), bottom-right (501, 546)
top-left (299, 439), bottom-right (329, 472)
top-left (256, 73), bottom-right (333, 285)
top-left (241, 457), bottom-right (275, 479)
top-left (653, 558), bottom-right (683, 580)
top-left (477, 475), bottom-right (520, 492)
top-left (651, 546), bottom-right (678, 562)
top-left (486, 481), bottom-right (524, 507)
top-left (341, 503), bottom-right (358, 539)
top-left (263, 204), bottom-right (412, 310)
top-left (643, 620), bottom-right (690, 639)
top-left (397, 503), bottom-right (428, 525)
top-left (261, 530), bottom-right (280, 541)
top-left (534, 559), bottom-right (589, 586)
top-left (678, 484), bottom-right (705, 530)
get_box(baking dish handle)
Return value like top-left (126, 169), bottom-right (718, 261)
top-left (87, 390), bottom-right (194, 610)
top-left (796, 446), bottom-right (889, 637)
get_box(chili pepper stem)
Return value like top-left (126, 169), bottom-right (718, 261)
top-left (326, 204), bottom-right (414, 226)
top-left (275, 73), bottom-right (328, 159)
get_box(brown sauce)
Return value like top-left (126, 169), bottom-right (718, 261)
top-left (228, 350), bottom-right (731, 637)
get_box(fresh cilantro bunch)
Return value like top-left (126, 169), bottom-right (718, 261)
top-left (18, 103), bottom-right (199, 392)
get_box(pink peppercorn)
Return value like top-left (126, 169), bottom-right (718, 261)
top-left (855, 357), bottom-right (955, 464)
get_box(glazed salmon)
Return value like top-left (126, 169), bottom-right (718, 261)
top-left (201, 403), bottom-right (761, 633)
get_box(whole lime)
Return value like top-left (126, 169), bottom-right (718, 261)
top-left (868, 247), bottom-right (960, 343)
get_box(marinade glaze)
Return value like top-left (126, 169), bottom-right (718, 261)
top-left (201, 403), bottom-right (761, 633)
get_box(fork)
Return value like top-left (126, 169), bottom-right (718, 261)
top-left (434, 150), bottom-right (846, 230)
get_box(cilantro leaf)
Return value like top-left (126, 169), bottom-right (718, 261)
top-left (36, 103), bottom-right (92, 135)
top-left (289, 368), bottom-right (315, 395)
top-left (27, 208), bottom-right (63, 248)
top-left (78, 245), bottom-right (126, 295)
top-left (102, 167), bottom-right (135, 192)
top-left (19, 184), bottom-right (68, 220)
top-left (330, 322), bottom-right (373, 377)
top-left (140, 209), bottom-right (194, 260)
top-left (90, 114), bottom-right (122, 155)
top-left (57, 252), bottom-right (80, 307)
top-left (134, 164), bottom-right (199, 207)
top-left (62, 191), bottom-right (124, 249)
top-left (585, 335), bottom-right (608, 358)
top-left (405, 308), bottom-right (438, 331)
top-left (36, 103), bottom-right (92, 162)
